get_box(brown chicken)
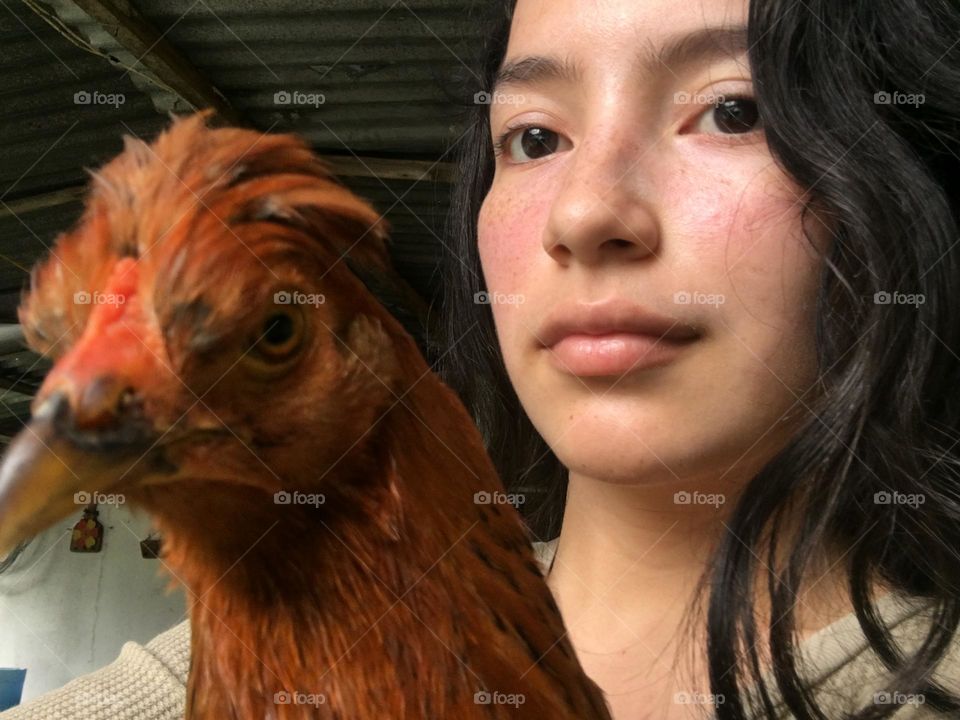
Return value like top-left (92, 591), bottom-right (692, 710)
top-left (0, 111), bottom-right (612, 720)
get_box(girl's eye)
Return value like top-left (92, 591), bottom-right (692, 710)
top-left (492, 125), bottom-right (569, 164)
top-left (492, 96), bottom-right (761, 164)
top-left (692, 97), bottom-right (762, 135)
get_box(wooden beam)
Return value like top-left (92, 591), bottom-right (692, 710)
top-left (0, 187), bottom-right (86, 219)
top-left (323, 156), bottom-right (455, 184)
top-left (64, 0), bottom-right (241, 124)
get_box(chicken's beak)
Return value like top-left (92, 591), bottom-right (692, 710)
top-left (0, 385), bottom-right (170, 556)
top-left (0, 258), bottom-right (194, 556)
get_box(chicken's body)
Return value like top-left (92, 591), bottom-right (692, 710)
top-left (0, 111), bottom-right (612, 720)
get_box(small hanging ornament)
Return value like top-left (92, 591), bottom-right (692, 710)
top-left (70, 503), bottom-right (103, 553)
top-left (140, 532), bottom-right (162, 559)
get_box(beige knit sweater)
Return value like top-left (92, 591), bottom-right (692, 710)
top-left (2, 539), bottom-right (957, 719)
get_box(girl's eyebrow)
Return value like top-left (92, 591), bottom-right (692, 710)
top-left (491, 25), bottom-right (749, 95)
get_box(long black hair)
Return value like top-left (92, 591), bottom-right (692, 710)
top-left (434, 1), bottom-right (960, 718)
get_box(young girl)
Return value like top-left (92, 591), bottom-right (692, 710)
top-left (439, 0), bottom-right (960, 718)
top-left (3, 1), bottom-right (958, 719)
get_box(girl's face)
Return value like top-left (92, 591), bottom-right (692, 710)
top-left (477, 0), bottom-right (829, 489)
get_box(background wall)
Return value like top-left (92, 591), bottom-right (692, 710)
top-left (0, 503), bottom-right (186, 701)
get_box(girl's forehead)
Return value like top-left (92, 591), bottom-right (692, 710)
top-left (502, 0), bottom-right (750, 88)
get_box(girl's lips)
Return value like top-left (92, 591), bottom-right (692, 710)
top-left (546, 332), bottom-right (696, 377)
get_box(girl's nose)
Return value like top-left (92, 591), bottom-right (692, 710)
top-left (542, 139), bottom-right (661, 267)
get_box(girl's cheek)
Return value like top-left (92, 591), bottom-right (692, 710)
top-left (478, 187), bottom-right (550, 353)
top-left (664, 157), bottom-right (805, 276)
top-left (663, 150), bottom-right (770, 252)
top-left (719, 172), bottom-right (820, 299)
top-left (478, 186), bottom-right (547, 291)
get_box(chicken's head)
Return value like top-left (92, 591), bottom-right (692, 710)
top-left (0, 110), bottom-right (405, 563)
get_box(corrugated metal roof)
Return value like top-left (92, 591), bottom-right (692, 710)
top-left (0, 0), bottom-right (488, 436)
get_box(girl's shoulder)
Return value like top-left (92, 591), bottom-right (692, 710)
top-left (755, 591), bottom-right (960, 718)
top-left (0, 619), bottom-right (190, 719)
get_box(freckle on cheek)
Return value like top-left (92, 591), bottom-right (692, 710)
top-left (483, 212), bottom-right (533, 265)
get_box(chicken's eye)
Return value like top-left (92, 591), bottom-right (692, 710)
top-left (249, 308), bottom-right (304, 363)
top-left (263, 314), bottom-right (294, 346)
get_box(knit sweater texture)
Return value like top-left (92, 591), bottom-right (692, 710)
top-left (1, 539), bottom-right (957, 719)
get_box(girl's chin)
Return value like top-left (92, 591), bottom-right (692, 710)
top-left (555, 452), bottom-right (689, 486)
